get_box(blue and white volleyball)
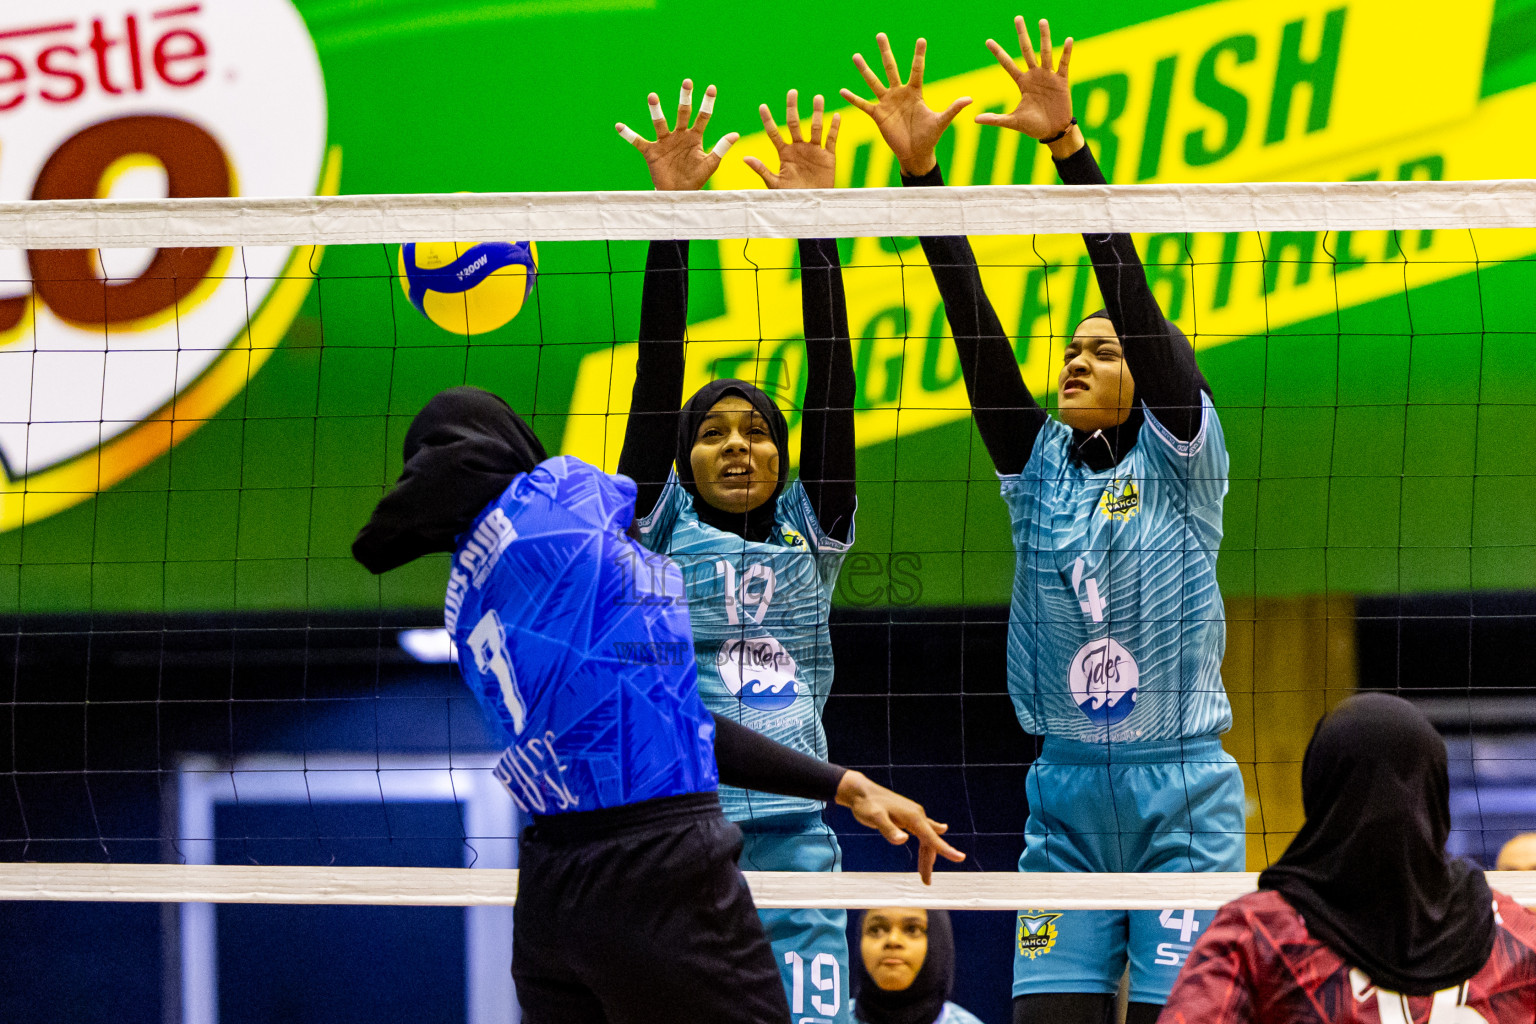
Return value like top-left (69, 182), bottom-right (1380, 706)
top-left (397, 240), bottom-right (538, 335)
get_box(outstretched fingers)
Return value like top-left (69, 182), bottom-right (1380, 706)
top-left (809, 93), bottom-right (824, 146)
top-left (709, 131), bottom-right (739, 159)
top-left (784, 89), bottom-right (803, 143)
top-left (839, 86), bottom-right (878, 115)
top-left (1057, 37), bottom-right (1074, 79)
top-left (757, 103), bottom-right (787, 150)
top-left (742, 154), bottom-right (778, 187)
top-left (614, 122), bottom-right (647, 150)
top-left (909, 36), bottom-right (928, 91)
top-left (876, 31), bottom-right (903, 87)
top-left (1014, 14), bottom-right (1039, 68)
top-left (824, 111), bottom-right (841, 154)
top-left (647, 92), bottom-right (668, 135)
top-left (676, 79), bottom-right (693, 133)
top-left (986, 37), bottom-right (1027, 85)
top-left (937, 95), bottom-right (974, 130)
top-left (696, 83), bottom-right (718, 132)
top-left (1038, 19), bottom-right (1053, 72)
top-left (851, 52), bottom-right (887, 98)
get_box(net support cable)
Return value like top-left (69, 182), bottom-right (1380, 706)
top-left (4, 180), bottom-right (1535, 249)
top-left (7, 864), bottom-right (1536, 910)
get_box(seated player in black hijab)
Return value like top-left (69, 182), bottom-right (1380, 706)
top-left (1161, 692), bottom-right (1536, 1023)
top-left (856, 908), bottom-right (988, 1024)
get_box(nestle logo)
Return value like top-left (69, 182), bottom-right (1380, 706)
top-left (0, 7), bottom-right (209, 113)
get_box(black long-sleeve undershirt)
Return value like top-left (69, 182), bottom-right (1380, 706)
top-left (1053, 145), bottom-right (1209, 442)
top-left (711, 712), bottom-right (845, 803)
top-left (907, 166), bottom-right (1047, 476)
top-left (617, 238), bottom-right (857, 541)
top-left (903, 146), bottom-right (1208, 475)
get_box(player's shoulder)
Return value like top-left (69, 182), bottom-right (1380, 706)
top-left (1492, 888), bottom-right (1536, 949)
top-left (999, 418), bottom-right (1071, 493)
top-left (1216, 890), bottom-right (1314, 949)
top-left (521, 456), bottom-right (638, 532)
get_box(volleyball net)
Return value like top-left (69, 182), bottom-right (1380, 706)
top-left (3, 180), bottom-right (1535, 909)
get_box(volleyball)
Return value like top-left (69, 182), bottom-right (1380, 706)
top-left (397, 240), bottom-right (538, 335)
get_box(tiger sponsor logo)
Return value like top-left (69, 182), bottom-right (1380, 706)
top-left (0, 0), bottom-right (335, 531)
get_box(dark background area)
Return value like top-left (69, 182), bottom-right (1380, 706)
top-left (3, 595), bottom-right (1536, 1024)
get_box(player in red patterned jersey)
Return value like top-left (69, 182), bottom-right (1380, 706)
top-left (1162, 694), bottom-right (1536, 1023)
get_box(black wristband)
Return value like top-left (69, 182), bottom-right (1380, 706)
top-left (1039, 118), bottom-right (1077, 145)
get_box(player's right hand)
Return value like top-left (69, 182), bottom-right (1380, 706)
top-left (976, 16), bottom-right (1076, 142)
top-left (840, 33), bottom-right (972, 178)
top-left (616, 79), bottom-right (739, 191)
top-left (835, 769), bottom-right (966, 884)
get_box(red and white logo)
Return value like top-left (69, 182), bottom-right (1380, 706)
top-left (0, 0), bottom-right (330, 529)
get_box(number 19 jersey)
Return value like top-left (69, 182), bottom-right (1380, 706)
top-left (636, 473), bottom-right (852, 821)
top-left (447, 456), bottom-right (718, 816)
top-left (1002, 396), bottom-right (1233, 743)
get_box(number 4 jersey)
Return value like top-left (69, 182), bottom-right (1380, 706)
top-left (1002, 395), bottom-right (1233, 743)
top-left (446, 456), bottom-right (718, 816)
top-left (636, 472), bottom-right (852, 821)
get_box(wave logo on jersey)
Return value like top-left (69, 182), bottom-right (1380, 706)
top-left (1017, 911), bottom-right (1061, 960)
top-left (1098, 477), bottom-right (1141, 521)
top-left (1069, 638), bottom-right (1140, 726)
top-left (718, 635), bottom-right (800, 711)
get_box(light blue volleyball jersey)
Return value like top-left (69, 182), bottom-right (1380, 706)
top-left (447, 456), bottom-right (718, 815)
top-left (635, 472), bottom-right (852, 820)
top-left (1001, 395), bottom-right (1231, 743)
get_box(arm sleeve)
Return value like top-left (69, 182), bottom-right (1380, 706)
top-left (711, 712), bottom-right (846, 803)
top-left (903, 165), bottom-right (1048, 476)
top-left (1053, 145), bottom-right (1209, 443)
top-left (1160, 905), bottom-right (1259, 1024)
top-left (616, 240), bottom-right (689, 520)
top-left (796, 237), bottom-right (857, 543)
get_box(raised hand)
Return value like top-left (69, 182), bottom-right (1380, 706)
top-left (840, 33), bottom-right (972, 177)
top-left (743, 90), bottom-right (839, 190)
top-left (616, 79), bottom-right (739, 191)
top-left (976, 16), bottom-right (1075, 144)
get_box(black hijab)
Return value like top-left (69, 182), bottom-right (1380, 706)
top-left (352, 386), bottom-right (546, 574)
top-left (1259, 692), bottom-right (1495, 996)
top-left (853, 909), bottom-right (955, 1024)
top-left (674, 378), bottom-right (789, 542)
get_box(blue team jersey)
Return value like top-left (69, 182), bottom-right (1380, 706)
top-left (636, 473), bottom-right (852, 821)
top-left (1001, 395), bottom-right (1232, 743)
top-left (446, 456), bottom-right (718, 815)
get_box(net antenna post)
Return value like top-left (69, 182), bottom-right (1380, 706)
top-left (169, 753), bottom-right (517, 1024)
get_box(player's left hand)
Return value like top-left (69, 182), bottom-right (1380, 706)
top-left (840, 33), bottom-right (972, 177)
top-left (743, 90), bottom-right (838, 190)
top-left (836, 769), bottom-right (966, 884)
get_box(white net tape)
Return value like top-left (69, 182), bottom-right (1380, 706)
top-left (6, 865), bottom-right (1536, 909)
top-left (2, 179), bottom-right (1534, 249)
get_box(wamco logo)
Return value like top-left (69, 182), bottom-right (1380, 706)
top-left (0, 1), bottom-right (336, 532)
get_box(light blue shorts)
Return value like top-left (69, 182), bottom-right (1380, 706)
top-left (1012, 735), bottom-right (1246, 1005)
top-left (738, 811), bottom-right (849, 1024)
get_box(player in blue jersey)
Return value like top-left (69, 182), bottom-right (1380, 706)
top-left (842, 25), bottom-right (1245, 1024)
top-left (352, 387), bottom-right (963, 1024)
top-left (614, 82), bottom-right (862, 1023)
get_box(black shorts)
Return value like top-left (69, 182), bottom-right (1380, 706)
top-left (513, 790), bottom-right (788, 1024)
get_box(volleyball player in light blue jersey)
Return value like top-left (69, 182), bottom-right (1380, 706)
top-left (615, 83), bottom-right (860, 1023)
top-left (843, 26), bottom-right (1244, 1024)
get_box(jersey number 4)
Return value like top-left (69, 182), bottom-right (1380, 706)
top-left (468, 609), bottom-right (528, 734)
